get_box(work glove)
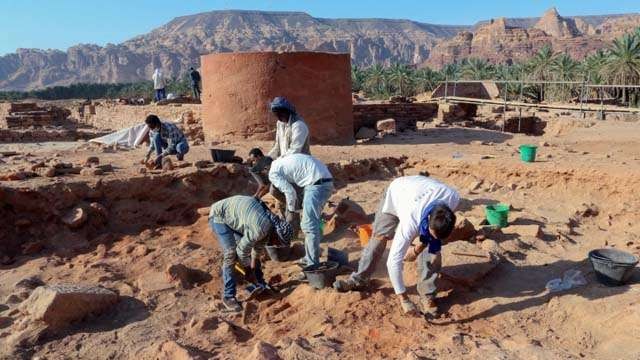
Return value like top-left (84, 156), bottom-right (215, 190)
top-left (400, 297), bottom-right (418, 315)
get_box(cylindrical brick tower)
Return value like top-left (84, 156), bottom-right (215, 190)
top-left (200, 51), bottom-right (353, 145)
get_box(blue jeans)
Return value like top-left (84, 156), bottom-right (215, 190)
top-left (155, 88), bottom-right (166, 101)
top-left (300, 182), bottom-right (334, 266)
top-left (210, 219), bottom-right (265, 299)
top-left (152, 133), bottom-right (189, 161)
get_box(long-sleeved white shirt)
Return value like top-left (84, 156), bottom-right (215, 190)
top-left (267, 114), bottom-right (310, 159)
top-left (268, 154), bottom-right (333, 212)
top-left (383, 176), bottom-right (460, 294)
top-left (152, 71), bottom-right (166, 89)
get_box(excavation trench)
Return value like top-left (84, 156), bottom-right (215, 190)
top-left (0, 157), bottom-right (407, 260)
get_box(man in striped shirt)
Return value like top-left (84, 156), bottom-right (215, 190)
top-left (209, 195), bottom-right (293, 312)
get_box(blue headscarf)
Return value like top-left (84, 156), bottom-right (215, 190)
top-left (418, 201), bottom-right (446, 254)
top-left (269, 96), bottom-right (296, 115)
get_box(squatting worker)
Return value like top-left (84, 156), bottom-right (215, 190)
top-left (333, 175), bottom-right (459, 317)
top-left (266, 97), bottom-right (310, 235)
top-left (143, 115), bottom-right (189, 168)
top-left (268, 153), bottom-right (334, 277)
top-left (209, 195), bottom-right (293, 312)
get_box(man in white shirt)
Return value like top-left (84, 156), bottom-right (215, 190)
top-left (152, 68), bottom-right (166, 102)
top-left (269, 154), bottom-right (334, 271)
top-left (334, 175), bottom-right (459, 316)
top-left (266, 97), bottom-right (311, 236)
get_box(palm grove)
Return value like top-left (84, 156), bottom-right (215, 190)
top-left (2, 28), bottom-right (639, 106)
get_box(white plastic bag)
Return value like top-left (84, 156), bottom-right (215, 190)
top-left (545, 269), bottom-right (587, 293)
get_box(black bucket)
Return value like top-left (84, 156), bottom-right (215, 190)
top-left (265, 245), bottom-right (291, 262)
top-left (303, 261), bottom-right (339, 289)
top-left (210, 149), bottom-right (236, 163)
top-left (588, 248), bottom-right (638, 286)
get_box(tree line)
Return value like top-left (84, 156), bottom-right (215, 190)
top-left (2, 28), bottom-right (639, 106)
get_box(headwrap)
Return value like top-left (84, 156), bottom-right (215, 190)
top-left (418, 201), bottom-right (446, 254)
top-left (267, 211), bottom-right (294, 246)
top-left (269, 96), bottom-right (296, 114)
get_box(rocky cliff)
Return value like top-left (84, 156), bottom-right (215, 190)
top-left (1, 9), bottom-right (639, 90)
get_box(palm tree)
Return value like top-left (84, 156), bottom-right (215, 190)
top-left (604, 32), bottom-right (640, 103)
top-left (460, 58), bottom-right (495, 80)
top-left (528, 44), bottom-right (557, 101)
top-left (414, 67), bottom-right (443, 93)
top-left (550, 53), bottom-right (579, 101)
top-left (351, 65), bottom-right (366, 92)
top-left (387, 63), bottom-right (414, 96)
top-left (581, 49), bottom-right (608, 84)
top-left (441, 63), bottom-right (461, 81)
top-left (363, 64), bottom-right (387, 97)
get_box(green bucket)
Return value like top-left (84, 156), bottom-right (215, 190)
top-left (485, 203), bottom-right (510, 228)
top-left (519, 145), bottom-right (537, 163)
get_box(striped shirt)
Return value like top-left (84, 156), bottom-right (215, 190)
top-left (209, 195), bottom-right (273, 267)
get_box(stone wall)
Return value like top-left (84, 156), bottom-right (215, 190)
top-left (73, 102), bottom-right (202, 131)
top-left (353, 102), bottom-right (439, 131)
top-left (201, 51), bottom-right (353, 145)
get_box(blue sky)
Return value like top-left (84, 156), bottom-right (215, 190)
top-left (1, 0), bottom-right (639, 55)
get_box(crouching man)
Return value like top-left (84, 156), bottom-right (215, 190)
top-left (143, 114), bottom-right (189, 168)
top-left (333, 175), bottom-right (459, 316)
top-left (209, 195), bottom-right (293, 312)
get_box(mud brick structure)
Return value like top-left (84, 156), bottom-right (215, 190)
top-left (4, 103), bottom-right (71, 128)
top-left (353, 103), bottom-right (438, 131)
top-left (200, 51), bottom-right (353, 144)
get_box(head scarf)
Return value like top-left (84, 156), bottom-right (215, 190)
top-left (418, 201), bottom-right (446, 254)
top-left (267, 211), bottom-right (294, 246)
top-left (269, 96), bottom-right (296, 115)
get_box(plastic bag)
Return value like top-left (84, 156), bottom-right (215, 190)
top-left (545, 269), bottom-right (587, 293)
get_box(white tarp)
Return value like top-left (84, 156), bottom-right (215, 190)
top-left (89, 124), bottom-right (150, 148)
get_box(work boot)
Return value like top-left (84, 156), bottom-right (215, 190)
top-left (333, 277), bottom-right (365, 292)
top-left (420, 297), bottom-right (438, 317)
top-left (177, 153), bottom-right (184, 161)
top-left (222, 297), bottom-right (242, 312)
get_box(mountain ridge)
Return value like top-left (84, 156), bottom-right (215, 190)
top-left (1, 9), bottom-right (639, 91)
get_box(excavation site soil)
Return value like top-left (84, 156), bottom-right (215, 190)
top-left (1, 116), bottom-right (640, 359)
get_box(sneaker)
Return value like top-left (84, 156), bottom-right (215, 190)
top-left (420, 297), bottom-right (438, 317)
top-left (222, 297), bottom-right (242, 312)
top-left (333, 278), bottom-right (365, 292)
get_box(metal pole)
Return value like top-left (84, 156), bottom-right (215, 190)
top-left (453, 81), bottom-right (457, 98)
top-left (579, 80), bottom-right (585, 116)
top-left (502, 84), bottom-right (507, 132)
top-left (444, 78), bottom-right (448, 102)
top-left (518, 80), bottom-right (523, 133)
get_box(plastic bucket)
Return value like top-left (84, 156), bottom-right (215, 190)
top-left (265, 245), bottom-right (291, 262)
top-left (519, 145), bottom-right (537, 163)
top-left (303, 261), bottom-right (340, 289)
top-left (485, 203), bottom-right (510, 228)
top-left (357, 224), bottom-right (373, 246)
top-left (327, 247), bottom-right (348, 267)
top-left (588, 248), bottom-right (638, 286)
top-left (210, 149), bottom-right (236, 163)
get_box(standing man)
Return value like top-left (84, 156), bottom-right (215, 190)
top-left (333, 175), bottom-right (459, 317)
top-left (209, 195), bottom-right (293, 312)
top-left (266, 97), bottom-right (311, 234)
top-left (143, 115), bottom-right (189, 168)
top-left (269, 153), bottom-right (333, 272)
top-left (152, 68), bottom-right (166, 102)
top-left (189, 67), bottom-right (201, 100)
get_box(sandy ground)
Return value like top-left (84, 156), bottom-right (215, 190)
top-left (1, 118), bottom-right (640, 359)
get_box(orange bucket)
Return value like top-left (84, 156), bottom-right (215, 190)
top-left (357, 224), bottom-right (373, 246)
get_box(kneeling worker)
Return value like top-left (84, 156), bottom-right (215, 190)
top-left (268, 153), bottom-right (334, 272)
top-left (209, 195), bottom-right (293, 312)
top-left (333, 175), bottom-right (459, 316)
top-left (143, 114), bottom-right (189, 168)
